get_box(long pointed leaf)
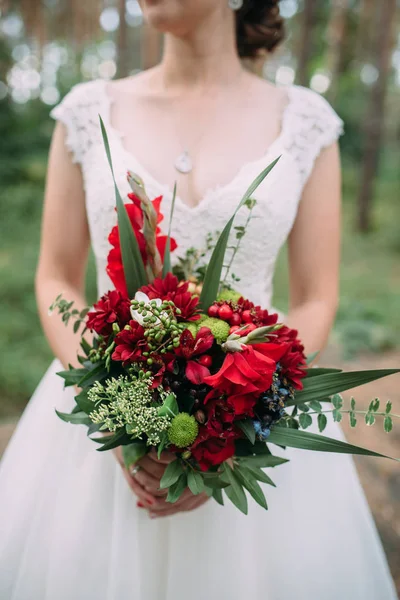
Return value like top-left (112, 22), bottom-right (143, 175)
top-left (292, 369), bottom-right (400, 405)
top-left (162, 182), bottom-right (177, 277)
top-left (200, 157), bottom-right (280, 310)
top-left (100, 117), bottom-right (147, 296)
top-left (55, 409), bottom-right (92, 425)
top-left (268, 427), bottom-right (399, 460)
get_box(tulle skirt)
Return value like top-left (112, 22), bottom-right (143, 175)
top-left (0, 360), bottom-right (397, 600)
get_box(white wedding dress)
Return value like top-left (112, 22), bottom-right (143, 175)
top-left (0, 79), bottom-right (397, 600)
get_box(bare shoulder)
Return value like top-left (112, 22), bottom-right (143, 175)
top-left (106, 68), bottom-right (159, 101)
top-left (244, 72), bottom-right (288, 112)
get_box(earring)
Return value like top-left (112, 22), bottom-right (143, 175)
top-left (229, 0), bottom-right (243, 10)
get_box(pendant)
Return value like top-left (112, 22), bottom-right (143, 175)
top-left (174, 150), bottom-right (193, 174)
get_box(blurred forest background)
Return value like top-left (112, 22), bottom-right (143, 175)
top-left (0, 0), bottom-right (399, 589)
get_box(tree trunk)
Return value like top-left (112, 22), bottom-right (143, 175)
top-left (325, 0), bottom-right (351, 103)
top-left (141, 24), bottom-right (162, 71)
top-left (355, 0), bottom-right (375, 63)
top-left (117, 0), bottom-right (129, 77)
top-left (296, 0), bottom-right (318, 86)
top-left (357, 0), bottom-right (397, 232)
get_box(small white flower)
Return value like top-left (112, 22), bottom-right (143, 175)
top-left (130, 291), bottom-right (165, 327)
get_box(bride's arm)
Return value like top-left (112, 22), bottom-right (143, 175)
top-left (36, 122), bottom-right (91, 369)
top-left (285, 142), bottom-right (341, 356)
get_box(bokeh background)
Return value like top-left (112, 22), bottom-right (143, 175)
top-left (0, 0), bottom-right (399, 591)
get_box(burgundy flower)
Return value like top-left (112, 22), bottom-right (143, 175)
top-left (191, 429), bottom-right (236, 472)
top-left (112, 320), bottom-right (148, 364)
top-left (140, 273), bottom-right (200, 321)
top-left (86, 290), bottom-right (131, 337)
top-left (174, 327), bottom-right (215, 385)
top-left (274, 326), bottom-right (307, 389)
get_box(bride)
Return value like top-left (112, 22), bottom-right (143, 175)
top-left (0, 0), bottom-right (397, 598)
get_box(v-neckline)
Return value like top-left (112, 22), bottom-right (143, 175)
top-left (99, 79), bottom-right (293, 213)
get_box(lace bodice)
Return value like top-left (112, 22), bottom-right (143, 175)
top-left (50, 78), bottom-right (343, 307)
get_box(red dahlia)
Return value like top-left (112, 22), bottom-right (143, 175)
top-left (112, 320), bottom-right (148, 364)
top-left (140, 273), bottom-right (200, 321)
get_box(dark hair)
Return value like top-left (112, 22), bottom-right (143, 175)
top-left (236, 0), bottom-right (285, 59)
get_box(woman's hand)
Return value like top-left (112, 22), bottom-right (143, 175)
top-left (113, 447), bottom-right (209, 518)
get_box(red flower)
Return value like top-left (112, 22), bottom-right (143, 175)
top-left (86, 290), bottom-right (131, 337)
top-left (204, 344), bottom-right (288, 416)
top-left (112, 320), bottom-right (148, 363)
top-left (140, 273), bottom-right (200, 321)
top-left (106, 195), bottom-right (177, 297)
top-left (191, 429), bottom-right (236, 471)
top-left (174, 327), bottom-right (215, 385)
top-left (274, 326), bottom-right (307, 389)
top-left (236, 298), bottom-right (279, 327)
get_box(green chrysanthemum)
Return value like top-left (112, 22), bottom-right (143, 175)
top-left (217, 288), bottom-right (242, 303)
top-left (168, 413), bottom-right (199, 448)
top-left (200, 317), bottom-right (231, 344)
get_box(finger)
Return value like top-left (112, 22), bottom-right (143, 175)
top-left (137, 455), bottom-right (167, 480)
top-left (133, 468), bottom-right (168, 497)
top-left (120, 467), bottom-right (157, 506)
top-left (148, 449), bottom-right (176, 465)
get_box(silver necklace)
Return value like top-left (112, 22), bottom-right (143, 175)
top-left (166, 72), bottom-right (245, 175)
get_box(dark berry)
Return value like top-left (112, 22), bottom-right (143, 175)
top-left (198, 355), bottom-right (212, 368)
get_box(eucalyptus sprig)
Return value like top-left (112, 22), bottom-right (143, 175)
top-left (294, 394), bottom-right (399, 434)
top-left (49, 294), bottom-right (89, 334)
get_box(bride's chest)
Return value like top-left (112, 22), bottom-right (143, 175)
top-left (82, 140), bottom-right (303, 265)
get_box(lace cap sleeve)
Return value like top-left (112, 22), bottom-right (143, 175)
top-left (50, 80), bottom-right (105, 165)
top-left (283, 86), bottom-right (344, 186)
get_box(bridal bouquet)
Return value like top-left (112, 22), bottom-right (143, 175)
top-left (52, 119), bottom-right (399, 514)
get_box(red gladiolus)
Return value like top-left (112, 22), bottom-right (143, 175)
top-left (106, 195), bottom-right (177, 297)
top-left (204, 344), bottom-right (288, 416)
top-left (86, 290), bottom-right (131, 337)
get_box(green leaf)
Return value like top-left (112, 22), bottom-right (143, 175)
top-left (365, 413), bottom-right (375, 426)
top-left (268, 427), bottom-right (399, 460)
top-left (385, 400), bottom-right (392, 415)
top-left (305, 367), bottom-right (342, 378)
top-left (349, 412), bottom-right (357, 428)
top-left (292, 369), bottom-right (400, 405)
top-left (237, 420), bottom-right (256, 444)
top-left (200, 475), bottom-right (230, 489)
top-left (96, 428), bottom-right (127, 451)
top-left (384, 416), bottom-right (393, 433)
top-left (157, 431), bottom-right (169, 459)
top-left (332, 409), bottom-right (342, 423)
top-left (299, 412), bottom-right (313, 429)
top-left (75, 390), bottom-right (95, 415)
top-left (162, 182), bottom-right (177, 277)
top-left (332, 394), bottom-right (343, 409)
top-left (166, 473), bottom-right (187, 503)
top-left (55, 409), bottom-right (92, 425)
top-left (369, 398), bottom-right (380, 413)
top-left (351, 397), bottom-right (356, 411)
top-left (56, 366), bottom-right (88, 387)
top-left (234, 467), bottom-right (268, 510)
top-left (309, 400), bottom-right (322, 412)
top-left (223, 465), bottom-right (248, 515)
top-left (317, 413), bottom-right (327, 432)
top-left (187, 470), bottom-right (205, 495)
top-left (199, 157), bottom-right (280, 310)
top-left (100, 117), bottom-right (147, 296)
top-left (306, 351), bottom-right (319, 364)
top-left (212, 487), bottom-right (224, 506)
top-left (158, 393), bottom-right (179, 418)
top-left (122, 442), bottom-right (147, 469)
top-left (77, 363), bottom-right (108, 388)
top-left (241, 464), bottom-right (276, 487)
top-left (160, 459), bottom-right (184, 489)
top-left (240, 454), bottom-right (289, 468)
